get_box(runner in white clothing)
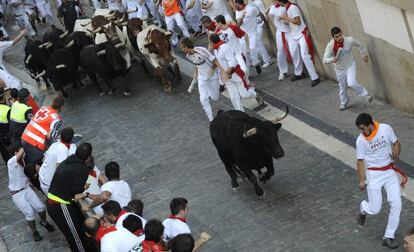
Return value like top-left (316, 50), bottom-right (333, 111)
top-left (201, 0), bottom-right (233, 22)
top-left (7, 143), bottom-right (55, 242)
top-left (38, 127), bottom-right (76, 194)
top-left (8, 0), bottom-right (36, 38)
top-left (355, 113), bottom-right (405, 249)
top-left (180, 38), bottom-right (226, 121)
top-left (278, 0), bottom-right (320, 87)
top-left (323, 26), bottom-right (373, 110)
top-left (210, 34), bottom-right (263, 112)
top-left (267, 0), bottom-right (291, 80)
top-left (35, 0), bottom-right (54, 24)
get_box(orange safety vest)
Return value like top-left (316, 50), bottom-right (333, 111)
top-left (21, 106), bottom-right (61, 150)
top-left (163, 0), bottom-right (181, 16)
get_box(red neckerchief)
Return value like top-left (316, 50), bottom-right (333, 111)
top-left (89, 169), bottom-right (97, 178)
top-left (207, 22), bottom-right (216, 31)
top-left (61, 141), bottom-right (71, 149)
top-left (274, 3), bottom-right (280, 7)
top-left (142, 240), bottom-right (166, 252)
top-left (168, 214), bottom-right (187, 223)
top-left (133, 229), bottom-right (144, 236)
top-left (115, 209), bottom-right (128, 222)
top-left (212, 40), bottom-right (224, 50)
top-left (333, 39), bottom-right (344, 56)
top-left (95, 225), bottom-right (117, 242)
top-left (286, 1), bottom-right (295, 10)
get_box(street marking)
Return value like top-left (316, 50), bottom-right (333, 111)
top-left (175, 55), bottom-right (414, 203)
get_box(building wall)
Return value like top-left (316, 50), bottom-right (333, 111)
top-left (259, 0), bottom-right (414, 112)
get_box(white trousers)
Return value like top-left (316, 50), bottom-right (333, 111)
top-left (224, 74), bottom-right (256, 112)
top-left (12, 187), bottom-right (46, 221)
top-left (198, 77), bottom-right (219, 121)
top-left (275, 30), bottom-right (291, 74)
top-left (165, 12), bottom-right (190, 46)
top-left (15, 15), bottom-right (36, 37)
top-left (256, 24), bottom-right (271, 64)
top-left (288, 33), bottom-right (318, 80)
top-left (360, 169), bottom-right (402, 239)
top-left (91, 0), bottom-right (101, 8)
top-left (37, 1), bottom-right (53, 24)
top-left (241, 31), bottom-right (259, 66)
top-left (335, 61), bottom-right (368, 105)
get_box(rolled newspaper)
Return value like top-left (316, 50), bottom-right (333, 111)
top-left (188, 79), bottom-right (197, 93)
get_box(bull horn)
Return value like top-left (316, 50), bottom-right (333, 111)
top-left (34, 70), bottom-right (46, 79)
top-left (45, 42), bottom-right (54, 49)
top-left (105, 13), bottom-right (115, 18)
top-left (127, 7), bottom-right (138, 14)
top-left (55, 64), bottom-right (66, 69)
top-left (243, 128), bottom-right (257, 138)
top-left (96, 50), bottom-right (106, 56)
top-left (80, 20), bottom-right (92, 27)
top-left (86, 28), bottom-right (95, 35)
top-left (38, 41), bottom-right (50, 48)
top-left (119, 21), bottom-right (128, 26)
top-left (270, 105), bottom-right (289, 124)
top-left (25, 54), bottom-right (32, 64)
top-left (59, 31), bottom-right (69, 38)
top-left (111, 36), bottom-right (119, 41)
top-left (114, 42), bottom-right (124, 48)
top-left (65, 40), bottom-right (75, 48)
top-left (93, 27), bottom-right (102, 33)
top-left (164, 31), bottom-right (172, 36)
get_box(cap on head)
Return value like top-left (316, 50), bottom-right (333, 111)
top-left (18, 88), bottom-right (30, 102)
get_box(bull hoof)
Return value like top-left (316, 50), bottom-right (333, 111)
top-left (232, 187), bottom-right (240, 192)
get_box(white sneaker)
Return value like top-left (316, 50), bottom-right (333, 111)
top-left (339, 97), bottom-right (349, 111)
top-left (367, 95), bottom-right (373, 102)
top-left (278, 72), bottom-right (286, 81)
top-left (262, 62), bottom-right (273, 68)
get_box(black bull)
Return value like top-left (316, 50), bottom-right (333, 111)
top-left (210, 107), bottom-right (289, 197)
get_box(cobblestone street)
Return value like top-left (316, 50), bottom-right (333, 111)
top-left (1, 61), bottom-right (414, 251)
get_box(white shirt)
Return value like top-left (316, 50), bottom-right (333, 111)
top-left (323, 36), bottom-right (367, 70)
top-left (286, 4), bottom-right (306, 40)
top-left (9, 0), bottom-right (26, 16)
top-left (124, 0), bottom-right (149, 19)
top-left (202, 0), bottom-right (229, 18)
top-left (235, 4), bottom-right (259, 34)
top-left (39, 141), bottom-right (76, 187)
top-left (115, 212), bottom-right (147, 229)
top-left (0, 41), bottom-right (12, 69)
top-left (268, 4), bottom-right (291, 33)
top-left (100, 227), bottom-right (141, 252)
top-left (101, 180), bottom-right (132, 207)
top-left (249, 0), bottom-right (265, 25)
top-left (8, 156), bottom-right (28, 191)
top-left (108, 0), bottom-right (123, 11)
top-left (187, 47), bottom-right (217, 81)
top-left (216, 25), bottom-right (244, 54)
top-left (213, 43), bottom-right (238, 70)
top-left (85, 166), bottom-right (102, 195)
top-left (356, 123), bottom-right (397, 168)
top-left (0, 69), bottom-right (22, 89)
top-left (162, 218), bottom-right (191, 241)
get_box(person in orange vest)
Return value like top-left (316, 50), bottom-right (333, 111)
top-left (161, 0), bottom-right (191, 46)
top-left (9, 88), bottom-right (33, 145)
top-left (21, 96), bottom-right (64, 164)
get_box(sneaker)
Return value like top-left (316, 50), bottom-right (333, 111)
top-left (311, 78), bottom-right (320, 87)
top-left (339, 97), bottom-right (350, 111)
top-left (123, 92), bottom-right (131, 97)
top-left (262, 62), bottom-right (273, 68)
top-left (357, 212), bottom-right (366, 226)
top-left (255, 65), bottom-right (262, 74)
top-left (255, 94), bottom-right (264, 105)
top-left (32, 231), bottom-right (43, 242)
top-left (40, 221), bottom-right (55, 232)
top-left (278, 72), bottom-right (287, 81)
top-left (382, 238), bottom-right (399, 249)
top-left (367, 95), bottom-right (373, 102)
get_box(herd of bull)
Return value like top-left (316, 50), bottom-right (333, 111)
top-left (24, 8), bottom-right (181, 97)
